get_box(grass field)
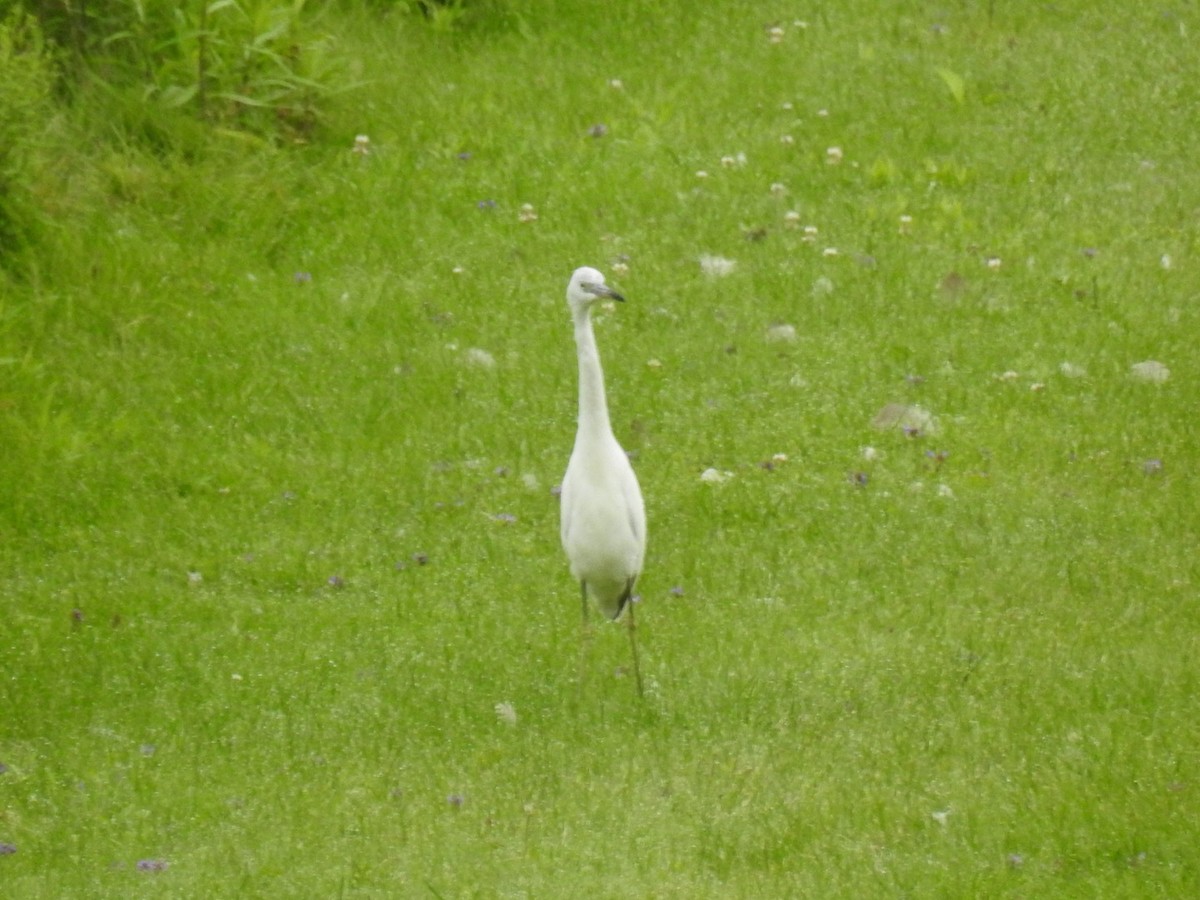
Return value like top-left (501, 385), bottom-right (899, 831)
top-left (2, 1), bottom-right (1198, 895)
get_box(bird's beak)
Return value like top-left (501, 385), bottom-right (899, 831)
top-left (584, 282), bottom-right (625, 302)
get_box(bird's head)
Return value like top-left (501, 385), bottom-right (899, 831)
top-left (566, 266), bottom-right (624, 311)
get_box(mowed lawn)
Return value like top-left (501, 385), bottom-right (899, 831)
top-left (2, 1), bottom-right (1198, 896)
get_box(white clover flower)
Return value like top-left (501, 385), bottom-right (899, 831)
top-left (695, 170), bottom-right (709, 179)
top-left (770, 182), bottom-right (788, 197)
top-left (700, 468), bottom-right (733, 484)
top-left (1131, 360), bottom-right (1170, 383)
top-left (937, 483), bottom-right (954, 498)
top-left (765, 323), bottom-right (797, 344)
top-left (464, 347), bottom-right (496, 369)
top-left (768, 26), bottom-right (785, 43)
top-left (986, 256), bottom-right (1002, 270)
top-left (822, 247), bottom-right (839, 257)
top-left (898, 214), bottom-right (913, 234)
top-left (352, 134), bottom-right (371, 155)
top-left (826, 146), bottom-right (844, 164)
top-left (784, 210), bottom-right (802, 228)
top-left (1059, 362), bottom-right (1086, 379)
top-left (780, 134), bottom-right (795, 146)
top-left (699, 254), bottom-right (737, 277)
top-left (646, 358), bottom-right (663, 369)
top-left (612, 261), bottom-right (630, 277)
top-left (494, 701), bottom-right (518, 726)
top-left (862, 446), bottom-right (881, 461)
top-left (781, 101), bottom-right (794, 111)
top-left (608, 78), bottom-right (624, 90)
top-left (1160, 253), bottom-right (1172, 270)
top-left (802, 224), bottom-right (819, 242)
top-left (996, 370), bottom-right (1019, 382)
top-left (518, 203), bottom-right (538, 222)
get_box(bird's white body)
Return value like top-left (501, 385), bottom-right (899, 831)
top-left (559, 267), bottom-right (646, 622)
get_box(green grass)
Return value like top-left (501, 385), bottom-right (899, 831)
top-left (2, 0), bottom-right (1199, 895)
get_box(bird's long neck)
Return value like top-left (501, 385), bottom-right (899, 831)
top-left (573, 306), bottom-right (613, 442)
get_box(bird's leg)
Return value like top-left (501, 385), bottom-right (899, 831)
top-left (577, 581), bottom-right (593, 691)
top-left (624, 581), bottom-right (645, 698)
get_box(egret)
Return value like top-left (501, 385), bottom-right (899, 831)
top-left (559, 266), bottom-right (647, 696)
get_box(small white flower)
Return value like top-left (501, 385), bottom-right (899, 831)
top-left (986, 256), bottom-right (1002, 270)
top-left (931, 809), bottom-right (952, 826)
top-left (1131, 360), bottom-right (1170, 383)
top-left (793, 20), bottom-right (809, 28)
top-left (770, 182), bottom-right (788, 197)
top-left (451, 265), bottom-right (465, 275)
top-left (608, 78), bottom-right (624, 90)
top-left (816, 108), bottom-right (829, 117)
top-left (765, 323), bottom-right (797, 344)
top-left (862, 446), bottom-right (881, 461)
top-left (811, 276), bottom-right (834, 296)
top-left (1029, 382), bottom-right (1045, 392)
top-left (826, 146), bottom-right (843, 164)
top-left (1160, 253), bottom-right (1172, 269)
top-left (699, 254), bottom-right (737, 277)
top-left (518, 203), bottom-right (538, 222)
top-left (721, 155), bottom-right (737, 168)
top-left (695, 170), bottom-right (709, 179)
top-left (784, 210), bottom-right (802, 228)
top-left (352, 134), bottom-right (371, 155)
top-left (822, 247), bottom-right (839, 257)
top-left (521, 473), bottom-right (539, 491)
top-left (768, 26), bottom-right (785, 43)
top-left (780, 134), bottom-right (795, 146)
top-left (700, 468), bottom-right (733, 484)
top-left (464, 348), bottom-right (496, 369)
top-left (898, 214), bottom-right (913, 234)
top-left (772, 453), bottom-right (789, 463)
top-left (612, 261), bottom-right (630, 277)
top-left (1059, 362), bottom-right (1086, 379)
top-left (187, 571), bottom-right (203, 585)
top-left (802, 225), bottom-right (819, 242)
top-left (494, 701), bottom-right (518, 726)
top-left (646, 358), bottom-right (663, 369)
top-left (996, 370), bottom-right (1019, 382)
top-left (937, 483), bottom-right (955, 498)
top-left (781, 101), bottom-right (794, 111)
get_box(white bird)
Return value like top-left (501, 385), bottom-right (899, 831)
top-left (559, 266), bottom-right (647, 695)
